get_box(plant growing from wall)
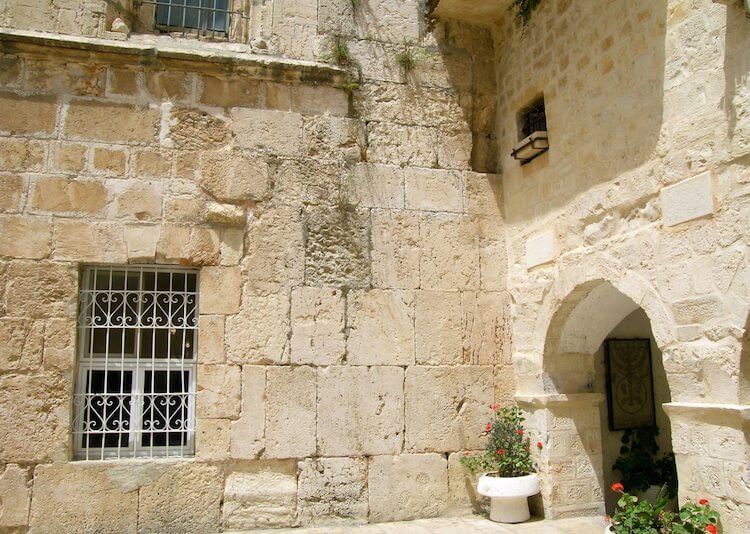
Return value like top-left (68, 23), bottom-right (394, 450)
top-left (325, 32), bottom-right (352, 66)
top-left (395, 41), bottom-right (417, 73)
top-left (460, 405), bottom-right (534, 476)
top-left (509, 0), bottom-right (542, 27)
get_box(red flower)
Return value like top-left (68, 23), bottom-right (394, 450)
top-left (486, 422), bottom-right (492, 432)
top-left (699, 498), bottom-right (709, 506)
top-left (536, 441), bottom-right (543, 449)
top-left (516, 429), bottom-right (524, 436)
top-left (463, 451), bottom-right (470, 456)
top-left (604, 515), bottom-right (611, 524)
top-left (611, 482), bottom-right (624, 493)
top-left (496, 448), bottom-right (506, 455)
top-left (491, 403), bottom-right (499, 412)
top-left (706, 525), bottom-right (717, 534)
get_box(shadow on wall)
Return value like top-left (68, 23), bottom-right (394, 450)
top-left (724, 1), bottom-right (750, 158)
top-left (494, 0), bottom-right (669, 224)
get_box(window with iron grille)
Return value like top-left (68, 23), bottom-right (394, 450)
top-left (146, 0), bottom-right (231, 35)
top-left (518, 96), bottom-right (547, 140)
top-left (73, 266), bottom-right (199, 460)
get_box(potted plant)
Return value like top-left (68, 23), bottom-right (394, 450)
top-left (606, 482), bottom-right (721, 533)
top-left (460, 405), bottom-right (540, 523)
top-left (612, 428), bottom-right (678, 503)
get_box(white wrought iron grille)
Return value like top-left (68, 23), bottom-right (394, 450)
top-left (73, 266), bottom-right (199, 460)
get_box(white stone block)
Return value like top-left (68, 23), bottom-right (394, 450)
top-left (661, 173), bottom-right (714, 227)
top-left (525, 231), bottom-right (556, 269)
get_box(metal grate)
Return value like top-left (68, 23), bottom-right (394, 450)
top-left (139, 0), bottom-right (237, 38)
top-left (518, 97), bottom-right (547, 140)
top-left (73, 265), bottom-right (199, 460)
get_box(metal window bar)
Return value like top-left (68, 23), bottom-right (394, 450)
top-left (136, 0), bottom-right (245, 39)
top-left (73, 265), bottom-right (199, 460)
top-left (519, 98), bottom-right (547, 140)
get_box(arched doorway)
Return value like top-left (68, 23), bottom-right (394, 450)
top-left (523, 280), bottom-right (676, 518)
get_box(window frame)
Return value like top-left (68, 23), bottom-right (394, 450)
top-left (72, 265), bottom-right (200, 461)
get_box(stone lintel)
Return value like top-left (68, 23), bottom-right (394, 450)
top-left (0, 28), bottom-right (349, 87)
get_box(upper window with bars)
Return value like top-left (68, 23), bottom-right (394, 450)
top-left (73, 265), bottom-right (199, 460)
top-left (141, 0), bottom-right (232, 37)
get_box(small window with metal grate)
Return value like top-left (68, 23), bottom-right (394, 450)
top-left (518, 96), bottom-right (547, 141)
top-left (73, 265), bottom-right (199, 460)
top-left (144, 0), bottom-right (232, 37)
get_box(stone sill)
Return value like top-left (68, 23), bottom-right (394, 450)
top-left (0, 28), bottom-right (349, 86)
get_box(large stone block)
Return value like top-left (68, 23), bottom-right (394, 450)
top-left (0, 215), bottom-right (51, 259)
top-left (124, 224), bottom-right (160, 263)
top-left (405, 168), bottom-right (464, 213)
top-left (303, 115), bottom-right (364, 163)
top-left (273, 158), bottom-right (342, 206)
top-left (297, 457), bottom-right (368, 525)
top-left (0, 92), bottom-right (57, 135)
top-left (447, 451), bottom-right (484, 516)
top-left (167, 107), bottom-right (230, 150)
top-left (64, 100), bottom-right (158, 143)
top-left (0, 174), bottom-right (24, 212)
top-left (420, 213), bottom-right (480, 291)
top-left (0, 318), bottom-right (43, 371)
top-left (317, 366), bottom-right (404, 456)
top-left (30, 176), bottom-right (108, 215)
top-left (156, 226), bottom-right (221, 266)
top-left (242, 203), bottom-right (304, 293)
top-left (353, 0), bottom-right (421, 43)
top-left (291, 287), bottom-right (346, 365)
top-left (661, 172), bottom-right (715, 227)
top-left (356, 84), bottom-right (466, 129)
top-left (405, 366), bottom-right (494, 452)
top-left (115, 180), bottom-right (163, 220)
top-left (347, 289), bottom-right (415, 365)
top-left (198, 315), bottom-right (225, 364)
top-left (371, 210), bottom-right (421, 289)
top-left (225, 293), bottom-right (290, 364)
top-left (5, 261), bottom-right (77, 319)
top-left (43, 318), bottom-right (75, 370)
top-left (343, 163), bottom-right (405, 209)
top-left (0, 464), bottom-right (30, 528)
top-left (462, 292), bottom-right (512, 365)
top-left (29, 463), bottom-right (138, 533)
top-left (53, 220), bottom-right (127, 263)
top-left (196, 418), bottom-right (230, 460)
top-left (368, 454), bottom-right (449, 522)
top-left (222, 461), bottom-right (297, 529)
top-left (304, 205), bottom-right (371, 289)
top-left (366, 122), bottom-right (438, 167)
top-left (415, 291), bottom-right (464, 365)
top-left (92, 147), bottom-right (126, 175)
top-left (265, 366), bottom-right (316, 458)
top-left (200, 266), bottom-right (241, 315)
top-left (50, 142), bottom-right (87, 173)
top-left (231, 108), bottom-right (303, 156)
top-left (199, 150), bottom-right (270, 202)
top-left (230, 366), bottom-right (266, 459)
top-left (196, 364), bottom-right (241, 419)
top-left (0, 139), bottom-right (45, 172)
top-left (138, 462), bottom-right (223, 533)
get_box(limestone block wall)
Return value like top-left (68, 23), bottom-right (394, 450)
top-left (490, 0), bottom-right (750, 530)
top-left (0, 3), bottom-right (511, 531)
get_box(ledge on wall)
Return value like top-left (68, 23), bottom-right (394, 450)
top-left (0, 28), bottom-right (349, 87)
top-left (428, 0), bottom-right (512, 26)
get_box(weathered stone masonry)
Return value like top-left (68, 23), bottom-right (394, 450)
top-left (0, 0), bottom-right (749, 532)
top-left (0, 1), bottom-right (510, 531)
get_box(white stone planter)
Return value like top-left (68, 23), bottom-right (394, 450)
top-left (476, 473), bottom-right (540, 523)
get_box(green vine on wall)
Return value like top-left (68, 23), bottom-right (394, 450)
top-left (510, 0), bottom-right (542, 27)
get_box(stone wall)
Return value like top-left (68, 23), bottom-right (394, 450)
top-left (0, 1), bottom-right (510, 530)
top-left (491, 0), bottom-right (750, 530)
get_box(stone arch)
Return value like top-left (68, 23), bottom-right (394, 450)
top-left (519, 264), bottom-right (679, 519)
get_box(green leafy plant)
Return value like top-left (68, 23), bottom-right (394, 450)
top-left (327, 32), bottom-right (351, 66)
top-left (509, 0), bottom-right (542, 27)
top-left (395, 42), bottom-right (417, 72)
top-left (608, 483), bottom-right (720, 534)
top-left (612, 428), bottom-right (677, 498)
top-left (459, 405), bottom-right (535, 477)
top-left (349, 0), bottom-right (360, 9)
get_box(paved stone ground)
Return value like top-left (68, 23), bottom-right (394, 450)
top-left (246, 516), bottom-right (605, 533)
